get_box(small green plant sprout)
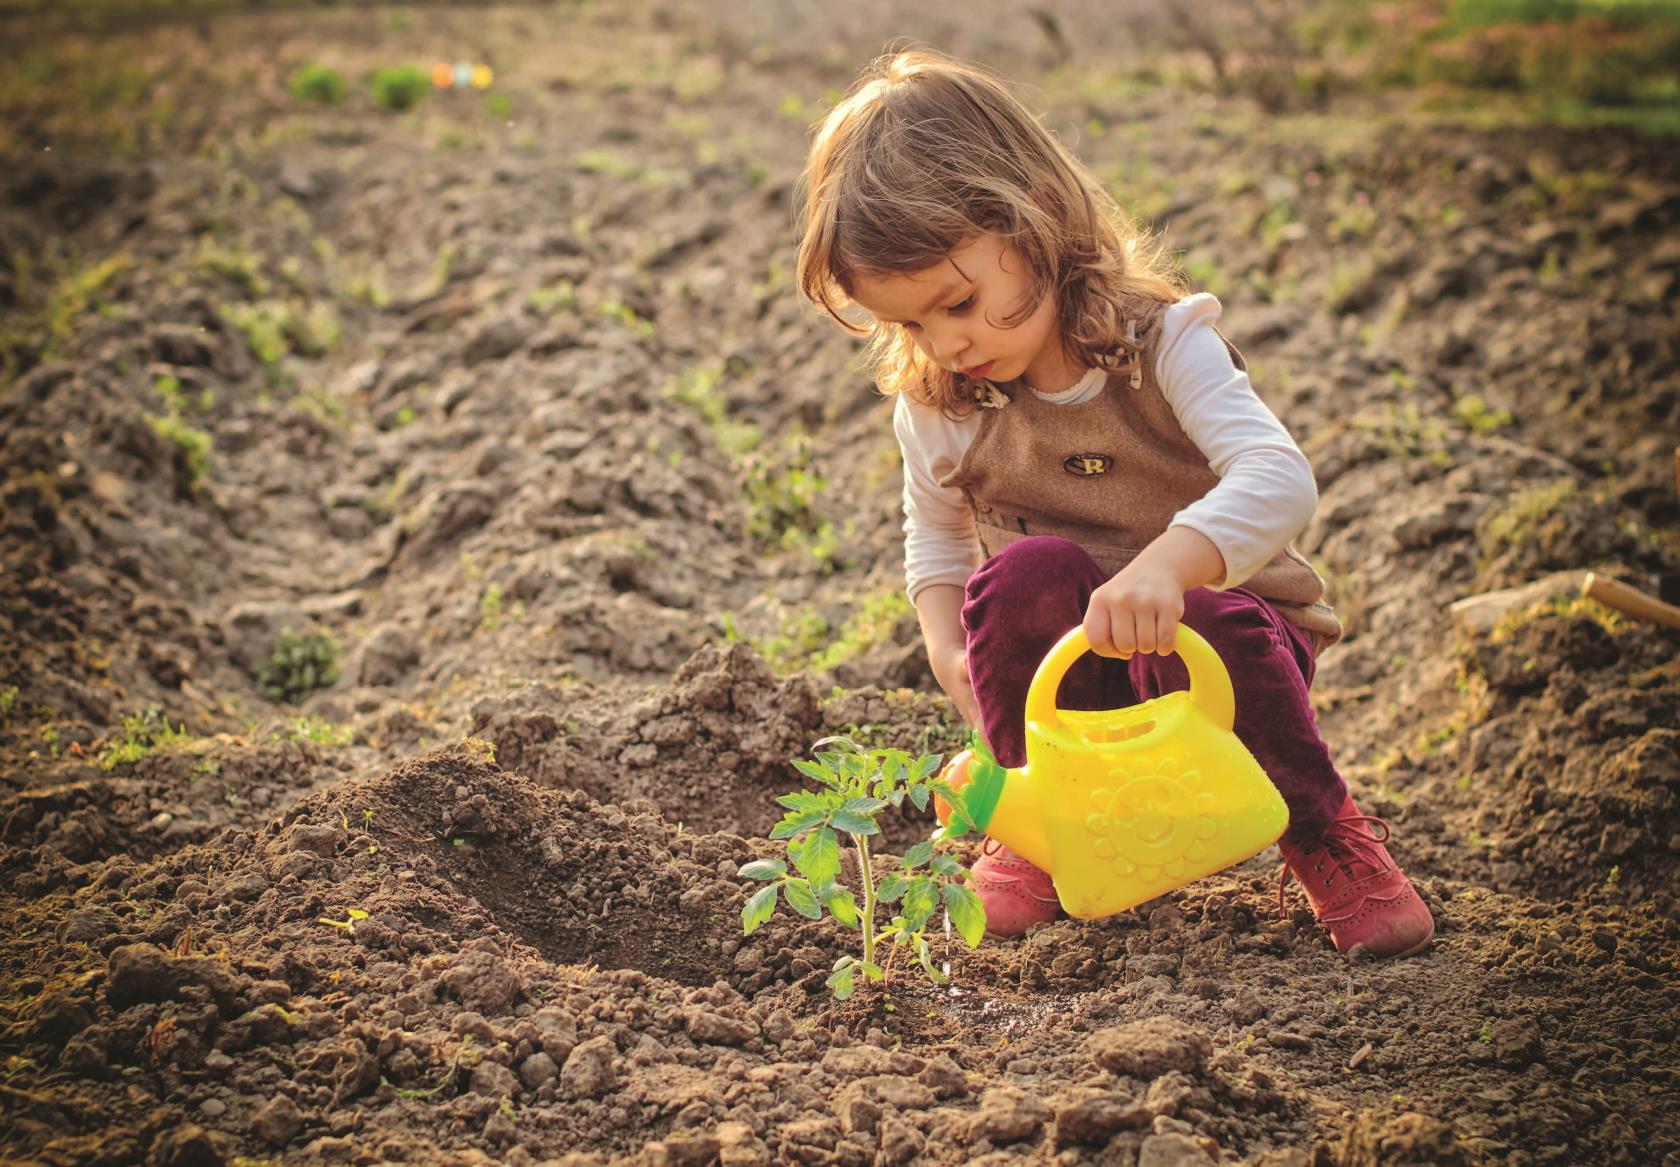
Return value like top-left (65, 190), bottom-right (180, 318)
top-left (285, 715), bottom-right (354, 746)
top-left (259, 627), bottom-right (340, 703)
top-left (319, 908), bottom-right (369, 933)
top-left (372, 65), bottom-right (431, 112)
top-left (740, 736), bottom-right (989, 1000)
top-left (290, 64), bottom-right (348, 105)
top-left (100, 705), bottom-right (190, 769)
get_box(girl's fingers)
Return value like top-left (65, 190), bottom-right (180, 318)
top-left (1133, 610), bottom-right (1156, 656)
top-left (1109, 609), bottom-right (1137, 658)
top-left (1155, 611), bottom-right (1178, 656)
top-left (1083, 609), bottom-right (1112, 657)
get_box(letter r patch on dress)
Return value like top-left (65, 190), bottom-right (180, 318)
top-left (1063, 453), bottom-right (1113, 477)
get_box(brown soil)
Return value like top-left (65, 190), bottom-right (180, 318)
top-left (2, 3), bottom-right (1678, 1166)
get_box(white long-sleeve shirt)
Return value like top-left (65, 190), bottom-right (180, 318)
top-left (893, 292), bottom-right (1318, 601)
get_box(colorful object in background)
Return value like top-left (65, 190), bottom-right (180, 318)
top-left (432, 61), bottom-right (495, 90)
top-left (935, 625), bottom-right (1289, 919)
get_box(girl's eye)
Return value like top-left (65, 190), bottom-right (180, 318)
top-left (948, 296), bottom-right (975, 314)
top-left (900, 321), bottom-right (922, 332)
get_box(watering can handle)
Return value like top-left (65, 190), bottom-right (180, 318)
top-left (1023, 625), bottom-right (1236, 733)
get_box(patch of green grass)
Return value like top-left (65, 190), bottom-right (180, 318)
top-left (259, 627), bottom-right (340, 704)
top-left (809, 590), bottom-right (913, 673)
top-left (43, 253), bottom-right (131, 349)
top-left (293, 385), bottom-right (351, 428)
top-left (528, 280), bottom-right (577, 314)
top-left (1479, 480), bottom-right (1578, 558)
top-left (1451, 393), bottom-right (1512, 434)
top-left (1491, 594), bottom-right (1623, 641)
top-left (1353, 402), bottom-right (1452, 462)
top-left (100, 705), bottom-right (189, 770)
top-left (284, 715), bottom-right (354, 747)
top-left (666, 363), bottom-right (760, 457)
top-left (290, 63), bottom-right (348, 106)
top-left (221, 300), bottom-right (339, 372)
top-left (740, 433), bottom-right (842, 567)
top-left (155, 374), bottom-right (214, 416)
top-left (479, 583), bottom-right (525, 631)
top-left (372, 65), bottom-right (430, 112)
top-left (576, 148), bottom-right (638, 179)
top-left (146, 413), bottom-right (213, 493)
top-left (754, 609), bottom-right (832, 674)
top-left (597, 298), bottom-right (654, 338)
top-left (195, 241), bottom-right (268, 295)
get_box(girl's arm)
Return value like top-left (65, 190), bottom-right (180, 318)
top-left (893, 395), bottom-right (984, 724)
top-left (1086, 294), bottom-right (1316, 657)
top-left (1084, 526), bottom-right (1224, 658)
top-left (914, 583), bottom-right (981, 729)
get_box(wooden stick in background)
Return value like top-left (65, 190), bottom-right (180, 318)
top-left (1582, 572), bottom-right (1680, 633)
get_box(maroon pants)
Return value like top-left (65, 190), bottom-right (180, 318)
top-left (961, 536), bottom-right (1347, 843)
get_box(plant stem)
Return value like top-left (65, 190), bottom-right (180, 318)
top-left (856, 833), bottom-right (876, 971)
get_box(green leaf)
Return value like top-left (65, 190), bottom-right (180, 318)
top-left (793, 829), bottom-right (841, 887)
top-left (942, 883), bottom-right (987, 948)
top-left (930, 853), bottom-right (963, 878)
top-left (902, 841), bottom-right (934, 869)
top-left (937, 785), bottom-right (979, 837)
top-left (912, 753), bottom-right (943, 781)
top-left (830, 810), bottom-right (879, 836)
top-left (769, 809), bottom-right (826, 840)
top-left (783, 877), bottom-right (822, 919)
top-left (842, 796), bottom-right (887, 815)
top-left (913, 932), bottom-right (948, 984)
top-left (860, 960), bottom-right (885, 981)
top-left (908, 784), bottom-right (930, 812)
top-left (813, 734), bottom-right (863, 754)
top-left (742, 884), bottom-right (778, 934)
top-left (738, 859), bottom-right (787, 881)
top-left (903, 876), bottom-right (939, 928)
top-left (823, 885), bottom-right (859, 927)
top-left (876, 874), bottom-right (908, 902)
top-left (791, 759), bottom-right (831, 785)
top-left (777, 789), bottom-right (826, 811)
top-left (826, 962), bottom-right (857, 1000)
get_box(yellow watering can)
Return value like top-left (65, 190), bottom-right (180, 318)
top-left (936, 625), bottom-right (1289, 919)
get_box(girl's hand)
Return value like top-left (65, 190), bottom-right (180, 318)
top-left (1084, 560), bottom-right (1187, 658)
top-left (931, 645), bottom-right (983, 730)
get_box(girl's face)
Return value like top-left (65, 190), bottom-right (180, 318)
top-left (849, 233), bottom-right (1081, 393)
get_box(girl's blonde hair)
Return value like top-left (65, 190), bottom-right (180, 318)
top-left (796, 46), bottom-right (1189, 417)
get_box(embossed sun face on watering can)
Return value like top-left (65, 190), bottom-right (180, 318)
top-left (937, 626), bottom-right (1289, 920)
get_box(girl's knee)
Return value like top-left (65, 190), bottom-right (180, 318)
top-left (966, 537), bottom-right (1101, 604)
top-left (1179, 588), bottom-right (1288, 661)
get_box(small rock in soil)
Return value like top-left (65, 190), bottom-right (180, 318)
top-left (251, 1094), bottom-right (305, 1146)
top-left (968, 1088), bottom-right (1052, 1144)
top-left (519, 1051), bottom-right (558, 1089)
top-left (470, 1059), bottom-right (520, 1098)
top-left (1340, 1111), bottom-right (1469, 1167)
top-left (1138, 1131), bottom-right (1216, 1167)
top-left (1089, 1017), bottom-right (1212, 1079)
top-left (562, 1035), bottom-right (619, 1099)
top-left (1054, 1091), bottom-right (1151, 1147)
top-left (1492, 1016), bottom-right (1545, 1068)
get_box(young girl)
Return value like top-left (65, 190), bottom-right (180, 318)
top-left (794, 48), bottom-right (1433, 959)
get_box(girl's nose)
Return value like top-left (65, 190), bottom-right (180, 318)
top-left (927, 325), bottom-right (968, 367)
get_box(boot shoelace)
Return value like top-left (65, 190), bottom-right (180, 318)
top-left (1278, 811), bottom-right (1394, 918)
